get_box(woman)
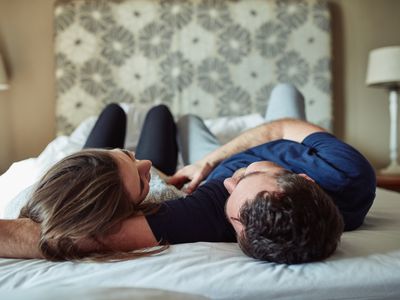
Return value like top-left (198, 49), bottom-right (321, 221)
top-left (18, 104), bottom-right (199, 261)
top-left (17, 83), bottom-right (308, 261)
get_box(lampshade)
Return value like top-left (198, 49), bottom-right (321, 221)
top-left (366, 46), bottom-right (400, 89)
top-left (0, 53), bottom-right (9, 90)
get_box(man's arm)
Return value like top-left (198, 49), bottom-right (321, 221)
top-left (168, 118), bottom-right (326, 192)
top-left (0, 216), bottom-right (158, 259)
top-left (0, 219), bottom-right (43, 259)
top-left (196, 118), bottom-right (325, 167)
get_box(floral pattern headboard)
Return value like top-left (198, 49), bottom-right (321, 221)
top-left (54, 0), bottom-right (332, 135)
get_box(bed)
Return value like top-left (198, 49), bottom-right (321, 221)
top-left (1, 112), bottom-right (400, 299)
top-left (2, 187), bottom-right (400, 299)
top-left (1, 0), bottom-right (400, 299)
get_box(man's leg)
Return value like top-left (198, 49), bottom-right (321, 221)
top-left (265, 83), bottom-right (307, 121)
top-left (177, 83), bottom-right (305, 166)
top-left (177, 114), bottom-right (220, 165)
top-left (135, 105), bottom-right (178, 175)
top-left (83, 103), bottom-right (126, 149)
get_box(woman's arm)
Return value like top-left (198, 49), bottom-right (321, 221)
top-left (0, 219), bottom-right (43, 259)
top-left (168, 118), bottom-right (325, 192)
top-left (99, 215), bottom-right (159, 251)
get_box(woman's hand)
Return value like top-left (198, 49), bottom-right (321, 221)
top-left (167, 160), bottom-right (214, 194)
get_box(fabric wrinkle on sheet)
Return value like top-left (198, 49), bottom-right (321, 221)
top-left (204, 113), bottom-right (265, 145)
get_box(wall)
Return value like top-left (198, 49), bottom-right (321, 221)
top-left (0, 0), bottom-right (56, 172)
top-left (0, 0), bottom-right (399, 172)
top-left (330, 0), bottom-right (400, 169)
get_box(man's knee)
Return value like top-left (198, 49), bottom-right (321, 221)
top-left (270, 83), bottom-right (303, 101)
top-left (266, 83), bottom-right (306, 121)
top-left (177, 114), bottom-right (203, 130)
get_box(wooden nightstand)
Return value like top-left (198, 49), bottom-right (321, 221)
top-left (376, 174), bottom-right (400, 192)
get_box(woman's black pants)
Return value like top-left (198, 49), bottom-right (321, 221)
top-left (83, 103), bottom-right (178, 175)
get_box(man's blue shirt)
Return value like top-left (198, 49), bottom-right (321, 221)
top-left (207, 132), bottom-right (376, 231)
top-left (146, 132), bottom-right (376, 243)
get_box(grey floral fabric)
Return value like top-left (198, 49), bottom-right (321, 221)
top-left (160, 51), bottom-right (194, 92)
top-left (198, 57), bottom-right (231, 94)
top-left (54, 0), bottom-right (332, 135)
top-left (101, 26), bottom-right (135, 66)
top-left (219, 86), bottom-right (252, 116)
top-left (138, 22), bottom-right (173, 59)
top-left (255, 22), bottom-right (289, 59)
top-left (277, 51), bottom-right (310, 87)
top-left (276, 0), bottom-right (308, 30)
top-left (218, 24), bottom-right (251, 64)
top-left (140, 84), bottom-right (174, 105)
top-left (56, 53), bottom-right (76, 94)
top-left (197, 0), bottom-right (232, 31)
top-left (80, 59), bottom-right (114, 97)
top-left (160, 0), bottom-right (194, 30)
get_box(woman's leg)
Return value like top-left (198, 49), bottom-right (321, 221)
top-left (135, 105), bottom-right (178, 175)
top-left (83, 103), bottom-right (126, 149)
top-left (265, 83), bottom-right (307, 121)
top-left (177, 114), bottom-right (220, 165)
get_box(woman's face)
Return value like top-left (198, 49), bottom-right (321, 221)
top-left (109, 149), bottom-right (152, 204)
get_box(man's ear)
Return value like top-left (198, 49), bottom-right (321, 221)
top-left (223, 177), bottom-right (239, 194)
top-left (298, 173), bottom-right (315, 182)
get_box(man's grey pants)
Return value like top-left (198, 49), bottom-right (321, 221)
top-left (177, 83), bottom-right (307, 165)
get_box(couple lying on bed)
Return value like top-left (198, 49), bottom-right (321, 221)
top-left (0, 84), bottom-right (376, 264)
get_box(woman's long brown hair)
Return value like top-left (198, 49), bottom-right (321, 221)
top-left (19, 149), bottom-right (167, 261)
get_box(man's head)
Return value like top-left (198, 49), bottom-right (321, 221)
top-left (224, 161), bottom-right (344, 264)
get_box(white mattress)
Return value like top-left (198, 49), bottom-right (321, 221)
top-left (1, 111), bottom-right (400, 300)
top-left (0, 188), bottom-right (400, 300)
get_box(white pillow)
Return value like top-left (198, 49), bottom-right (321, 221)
top-left (4, 168), bottom-right (186, 219)
top-left (4, 184), bottom-right (37, 219)
top-left (205, 113), bottom-right (265, 144)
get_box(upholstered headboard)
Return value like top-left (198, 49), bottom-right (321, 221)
top-left (54, 0), bottom-right (332, 135)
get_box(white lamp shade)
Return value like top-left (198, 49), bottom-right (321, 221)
top-left (0, 54), bottom-right (9, 90)
top-left (366, 46), bottom-right (400, 88)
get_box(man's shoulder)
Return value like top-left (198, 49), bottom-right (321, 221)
top-left (302, 131), bottom-right (339, 147)
top-left (301, 133), bottom-right (376, 231)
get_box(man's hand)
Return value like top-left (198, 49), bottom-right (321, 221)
top-left (0, 218), bottom-right (43, 259)
top-left (167, 161), bottom-right (214, 194)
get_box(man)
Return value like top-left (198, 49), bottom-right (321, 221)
top-left (148, 118), bottom-right (375, 264)
top-left (0, 84), bottom-right (376, 263)
top-left (111, 84), bottom-right (375, 264)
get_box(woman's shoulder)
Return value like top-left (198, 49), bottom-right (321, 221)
top-left (144, 167), bottom-right (187, 203)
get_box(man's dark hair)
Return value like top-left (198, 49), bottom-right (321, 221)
top-left (237, 171), bottom-right (344, 264)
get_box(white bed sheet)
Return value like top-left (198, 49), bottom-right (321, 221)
top-left (0, 187), bottom-right (399, 300)
top-left (1, 110), bottom-right (400, 299)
